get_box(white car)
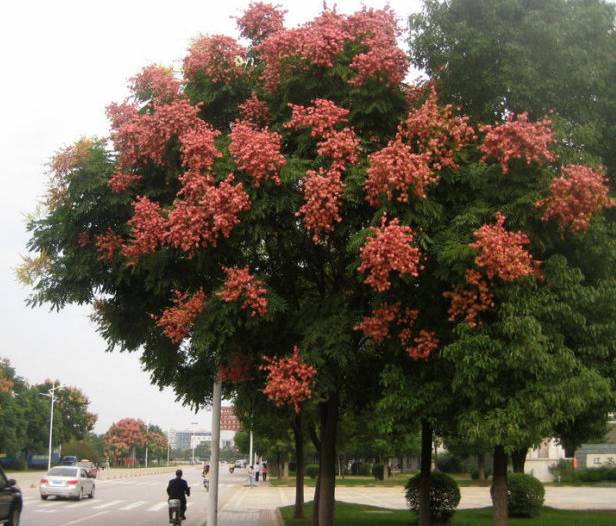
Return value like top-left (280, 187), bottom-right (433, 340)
top-left (40, 467), bottom-right (95, 500)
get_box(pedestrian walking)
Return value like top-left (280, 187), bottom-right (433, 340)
top-left (255, 462), bottom-right (261, 482)
top-left (248, 465), bottom-right (255, 488)
top-left (261, 462), bottom-right (268, 482)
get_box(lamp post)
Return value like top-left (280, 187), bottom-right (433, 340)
top-left (207, 373), bottom-right (222, 526)
top-left (167, 427), bottom-right (171, 466)
top-left (145, 421), bottom-right (149, 468)
top-left (190, 422), bottom-right (198, 464)
top-left (40, 383), bottom-right (63, 472)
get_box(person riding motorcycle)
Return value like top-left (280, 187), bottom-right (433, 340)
top-left (167, 469), bottom-right (190, 520)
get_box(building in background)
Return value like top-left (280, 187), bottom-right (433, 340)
top-left (168, 406), bottom-right (240, 450)
top-left (220, 405), bottom-right (240, 448)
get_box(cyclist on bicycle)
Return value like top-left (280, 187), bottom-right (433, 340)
top-left (167, 469), bottom-right (190, 520)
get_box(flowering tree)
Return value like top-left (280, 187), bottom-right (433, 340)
top-left (22, 3), bottom-right (616, 525)
top-left (104, 418), bottom-right (148, 465)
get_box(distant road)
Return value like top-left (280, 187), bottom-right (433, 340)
top-left (16, 466), bottom-right (242, 526)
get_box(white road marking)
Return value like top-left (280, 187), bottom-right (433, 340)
top-left (92, 499), bottom-right (125, 509)
top-left (63, 510), bottom-right (110, 525)
top-left (147, 501), bottom-right (168, 511)
top-left (119, 500), bottom-right (147, 510)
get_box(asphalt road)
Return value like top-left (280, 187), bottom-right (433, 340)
top-left (17, 466), bottom-right (242, 526)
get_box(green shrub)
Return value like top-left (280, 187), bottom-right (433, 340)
top-left (405, 472), bottom-right (461, 523)
top-left (372, 463), bottom-right (384, 480)
top-left (305, 464), bottom-right (319, 479)
top-left (508, 473), bottom-right (545, 518)
top-left (548, 459), bottom-right (575, 482)
top-left (351, 462), bottom-right (372, 476)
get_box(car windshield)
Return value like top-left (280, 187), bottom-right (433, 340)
top-left (48, 467), bottom-right (78, 477)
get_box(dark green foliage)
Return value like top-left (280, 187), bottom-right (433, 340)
top-left (507, 473), bottom-right (545, 518)
top-left (405, 472), bottom-right (461, 523)
top-left (436, 452), bottom-right (463, 474)
top-left (305, 464), bottom-right (319, 479)
top-left (550, 461), bottom-right (616, 484)
top-left (350, 463), bottom-right (372, 477)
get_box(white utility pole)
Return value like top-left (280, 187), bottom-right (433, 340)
top-left (145, 421), bottom-right (149, 468)
top-left (190, 421), bottom-right (198, 464)
top-left (249, 429), bottom-right (253, 468)
top-left (167, 428), bottom-right (171, 466)
top-left (40, 383), bottom-right (63, 472)
top-left (207, 374), bottom-right (222, 526)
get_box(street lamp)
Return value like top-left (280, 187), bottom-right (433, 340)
top-left (145, 421), bottom-right (149, 469)
top-left (190, 422), bottom-right (198, 464)
top-left (40, 383), bottom-right (63, 472)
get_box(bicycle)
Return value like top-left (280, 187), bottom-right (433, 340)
top-left (168, 499), bottom-right (183, 525)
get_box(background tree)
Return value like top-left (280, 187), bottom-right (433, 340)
top-left (409, 0), bottom-right (616, 181)
top-left (104, 418), bottom-right (147, 465)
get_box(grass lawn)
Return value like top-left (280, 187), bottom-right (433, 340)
top-left (280, 502), bottom-right (616, 526)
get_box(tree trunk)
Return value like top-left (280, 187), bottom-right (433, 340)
top-left (292, 413), bottom-right (305, 519)
top-left (511, 448), bottom-right (527, 474)
top-left (477, 452), bottom-right (486, 480)
top-left (419, 420), bottom-right (432, 526)
top-left (283, 460), bottom-right (289, 479)
top-left (317, 395), bottom-right (339, 526)
top-left (310, 424), bottom-right (321, 526)
top-left (383, 458), bottom-right (390, 480)
top-left (491, 445), bottom-right (508, 526)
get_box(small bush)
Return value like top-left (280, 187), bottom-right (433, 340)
top-left (305, 464), bottom-right (319, 479)
top-left (405, 472), bottom-right (461, 523)
top-left (351, 462), bottom-right (372, 476)
top-left (548, 459), bottom-right (575, 482)
top-left (508, 473), bottom-right (545, 518)
top-left (372, 463), bottom-right (384, 480)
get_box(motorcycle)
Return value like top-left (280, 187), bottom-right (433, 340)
top-left (168, 499), bottom-right (183, 525)
top-left (229, 466), bottom-right (235, 474)
top-left (203, 477), bottom-right (210, 492)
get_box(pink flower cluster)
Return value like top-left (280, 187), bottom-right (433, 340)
top-left (470, 212), bottom-right (540, 281)
top-left (238, 92), bottom-right (271, 127)
top-left (166, 175), bottom-right (251, 254)
top-left (286, 99), bottom-right (359, 241)
top-left (95, 229), bottom-right (124, 261)
top-left (50, 138), bottom-right (93, 177)
top-left (443, 269), bottom-right (495, 328)
top-left (286, 99), bottom-right (349, 138)
top-left (107, 99), bottom-right (202, 169)
top-left (179, 122), bottom-right (222, 173)
top-left (297, 168), bottom-right (344, 242)
top-left (365, 141), bottom-right (433, 205)
top-left (260, 346), bottom-right (317, 413)
top-left (537, 164), bottom-right (614, 233)
top-left (358, 216), bottom-right (422, 292)
top-left (229, 120), bottom-right (285, 187)
top-left (216, 266), bottom-right (268, 317)
top-left (355, 302), bottom-right (401, 343)
top-left (236, 2), bottom-right (286, 44)
top-left (108, 172), bottom-right (142, 193)
top-left (155, 289), bottom-right (206, 344)
top-left (256, 8), bottom-right (408, 91)
top-left (407, 330), bottom-right (439, 361)
top-left (399, 87), bottom-right (476, 171)
top-left (122, 196), bottom-right (166, 262)
top-left (183, 35), bottom-right (247, 83)
top-left (129, 65), bottom-right (181, 104)
top-left (479, 112), bottom-right (555, 174)
top-left (346, 8), bottom-right (409, 88)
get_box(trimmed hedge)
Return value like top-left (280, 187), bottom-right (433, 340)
top-left (405, 472), bottom-right (461, 523)
top-left (508, 473), bottom-right (545, 518)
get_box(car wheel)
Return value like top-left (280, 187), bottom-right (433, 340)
top-left (89, 486), bottom-right (95, 499)
top-left (8, 507), bottom-right (21, 526)
top-left (41, 495), bottom-right (48, 500)
top-left (74, 489), bottom-right (82, 501)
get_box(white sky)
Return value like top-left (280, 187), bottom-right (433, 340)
top-left (0, 0), bottom-right (422, 435)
